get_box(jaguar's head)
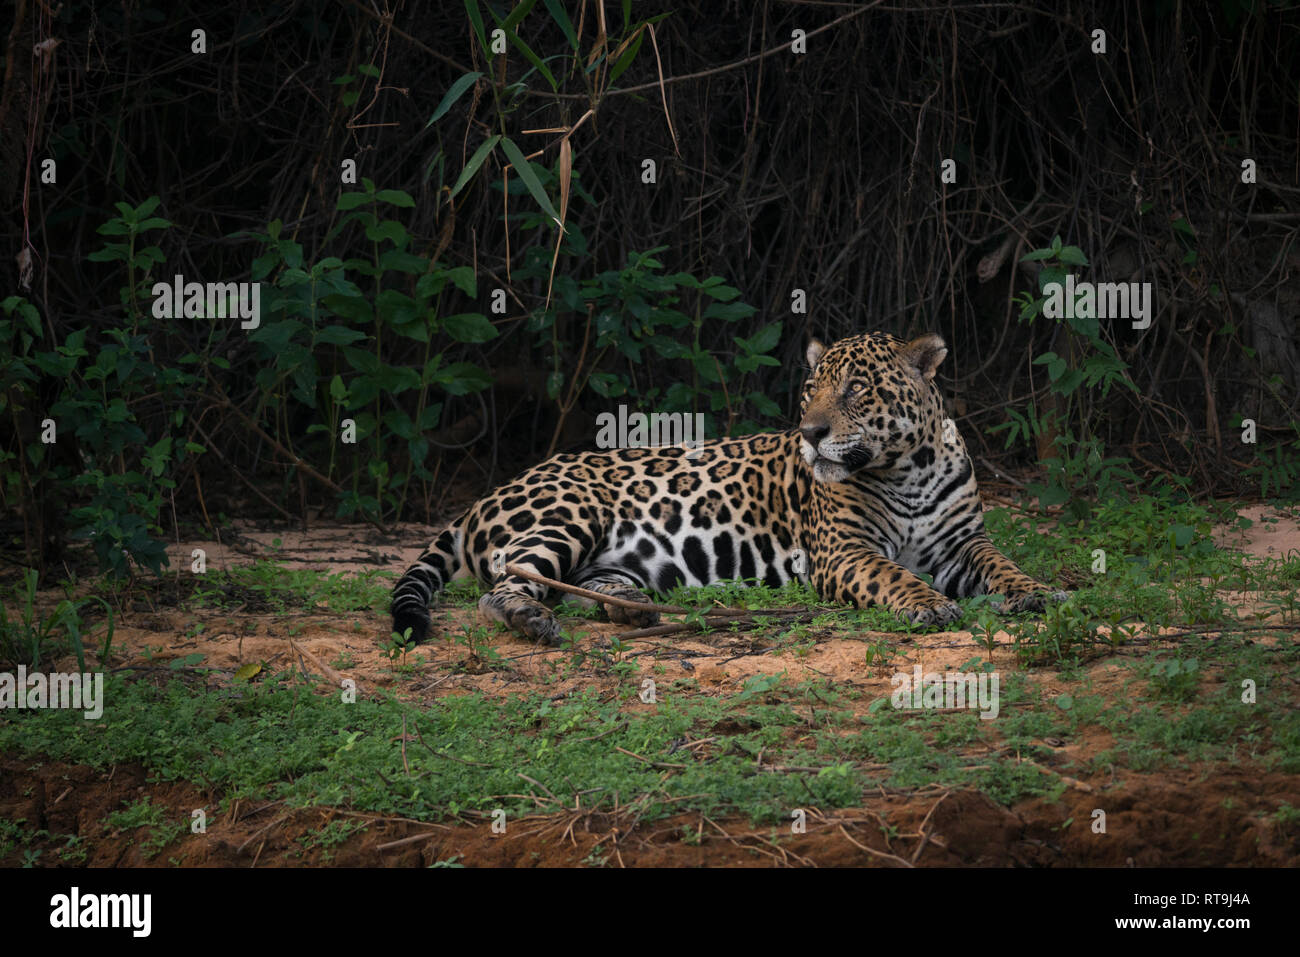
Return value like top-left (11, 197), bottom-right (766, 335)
top-left (798, 332), bottom-right (947, 484)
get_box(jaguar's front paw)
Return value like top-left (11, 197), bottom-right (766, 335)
top-left (1002, 589), bottom-right (1071, 614)
top-left (512, 605), bottom-right (562, 645)
top-left (900, 598), bottom-right (962, 628)
top-left (605, 591), bottom-right (661, 628)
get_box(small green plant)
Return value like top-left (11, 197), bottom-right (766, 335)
top-left (56, 834), bottom-right (88, 865)
top-left (1009, 596), bottom-right (1095, 667)
top-left (862, 639), bottom-right (894, 668)
top-left (969, 605), bottom-right (1001, 658)
top-left (989, 236), bottom-right (1140, 520)
top-left (103, 795), bottom-right (184, 858)
top-left (0, 818), bottom-right (23, 858)
top-left (449, 623), bottom-right (506, 671)
top-left (0, 568), bottom-right (112, 671)
top-left (297, 818), bottom-right (367, 862)
top-left (140, 821), bottom-right (188, 860)
top-left (1274, 803), bottom-right (1300, 831)
top-left (1146, 656), bottom-right (1201, 703)
top-left (1240, 419), bottom-right (1300, 500)
top-left (380, 629), bottom-right (415, 664)
top-left (519, 246), bottom-right (777, 446)
top-left (580, 846), bottom-right (610, 867)
top-left (105, 796), bottom-right (169, 832)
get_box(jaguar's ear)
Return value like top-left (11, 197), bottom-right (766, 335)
top-left (806, 338), bottom-right (826, 371)
top-left (899, 334), bottom-right (947, 381)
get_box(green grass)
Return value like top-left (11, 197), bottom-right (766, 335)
top-left (101, 796), bottom-right (189, 859)
top-left (189, 562), bottom-right (393, 613)
top-left (0, 668), bottom-right (1079, 830)
top-left (3, 491), bottom-right (1299, 856)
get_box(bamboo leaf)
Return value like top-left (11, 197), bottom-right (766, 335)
top-left (500, 136), bottom-right (560, 226)
top-left (427, 72), bottom-right (484, 127)
top-left (449, 135), bottom-right (501, 198)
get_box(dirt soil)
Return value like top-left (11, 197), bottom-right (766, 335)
top-left (4, 755), bottom-right (1297, 867)
top-left (4, 503), bottom-right (1299, 867)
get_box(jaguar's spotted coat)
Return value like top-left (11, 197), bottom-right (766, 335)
top-left (391, 331), bottom-right (1066, 644)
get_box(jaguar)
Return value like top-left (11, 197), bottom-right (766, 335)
top-left (391, 331), bottom-right (1067, 644)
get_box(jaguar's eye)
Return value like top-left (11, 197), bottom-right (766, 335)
top-left (847, 381), bottom-right (865, 395)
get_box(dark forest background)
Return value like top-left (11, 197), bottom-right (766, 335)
top-left (3, 0), bottom-right (1300, 581)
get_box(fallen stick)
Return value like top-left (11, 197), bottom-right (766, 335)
top-left (289, 639), bottom-right (362, 695)
top-left (1021, 759), bottom-right (1094, 793)
top-left (503, 562), bottom-right (798, 618)
top-left (619, 610), bottom-right (820, 641)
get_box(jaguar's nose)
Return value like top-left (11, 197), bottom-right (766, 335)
top-left (800, 422), bottom-right (830, 445)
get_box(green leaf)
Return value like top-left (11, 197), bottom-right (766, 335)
top-left (427, 72), bottom-right (484, 127)
top-left (337, 191), bottom-right (372, 211)
top-left (501, 0), bottom-right (539, 32)
top-left (609, 29), bottom-right (645, 83)
top-left (700, 279), bottom-right (741, 301)
top-left (499, 137), bottom-right (560, 225)
top-left (702, 301), bottom-right (756, 322)
top-left (589, 372), bottom-right (626, 397)
top-left (543, 0), bottom-right (579, 50)
top-left (1038, 266), bottom-right (1067, 295)
top-left (377, 289), bottom-right (422, 326)
top-left (504, 26), bottom-right (557, 91)
top-left (234, 662), bottom-right (263, 682)
top-left (374, 189), bottom-right (416, 208)
top-left (322, 293), bottom-right (372, 323)
top-left (383, 408), bottom-right (416, 440)
top-left (449, 135), bottom-right (502, 199)
top-left (415, 404), bottom-right (442, 432)
top-left (415, 272), bottom-right (447, 299)
top-left (442, 313), bottom-right (498, 343)
top-left (745, 321), bottom-right (782, 354)
top-left (365, 219), bottom-right (409, 246)
top-left (464, 0), bottom-right (489, 54)
top-left (316, 326), bottom-right (368, 347)
top-left (444, 266), bottom-right (477, 297)
top-left (1036, 484), bottom-right (1070, 508)
top-left (433, 361), bottom-right (492, 395)
top-left (378, 250), bottom-right (427, 275)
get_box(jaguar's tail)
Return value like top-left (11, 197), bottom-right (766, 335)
top-left (390, 523), bottom-right (465, 644)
